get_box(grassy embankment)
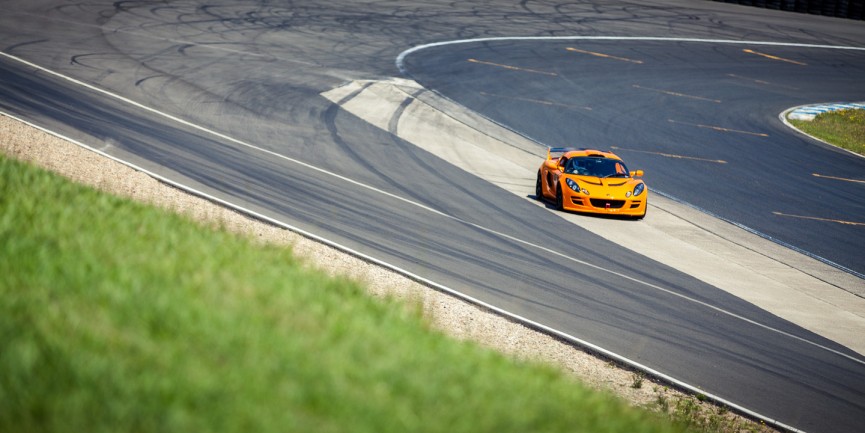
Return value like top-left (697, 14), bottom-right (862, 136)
top-left (0, 154), bottom-right (688, 433)
top-left (789, 108), bottom-right (865, 156)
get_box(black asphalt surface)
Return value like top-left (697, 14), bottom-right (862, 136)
top-left (401, 38), bottom-right (865, 276)
top-left (2, 1), bottom-right (864, 432)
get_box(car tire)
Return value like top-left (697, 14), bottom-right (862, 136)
top-left (535, 172), bottom-right (543, 201)
top-left (555, 185), bottom-right (564, 211)
top-left (634, 207), bottom-right (647, 220)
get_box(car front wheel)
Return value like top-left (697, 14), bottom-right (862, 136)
top-left (535, 172), bottom-right (543, 201)
top-left (555, 185), bottom-right (564, 211)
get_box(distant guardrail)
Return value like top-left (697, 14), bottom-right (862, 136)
top-left (710, 0), bottom-right (864, 20)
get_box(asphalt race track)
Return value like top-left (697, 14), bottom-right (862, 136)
top-left (400, 37), bottom-right (865, 276)
top-left (1, 1), bottom-right (864, 432)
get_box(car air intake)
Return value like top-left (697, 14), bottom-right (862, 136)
top-left (590, 199), bottom-right (625, 209)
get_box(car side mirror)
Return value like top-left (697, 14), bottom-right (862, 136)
top-left (630, 170), bottom-right (644, 177)
top-left (557, 165), bottom-right (564, 173)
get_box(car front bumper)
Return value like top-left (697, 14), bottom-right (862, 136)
top-left (561, 189), bottom-right (647, 216)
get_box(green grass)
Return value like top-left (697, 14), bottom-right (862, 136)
top-left (789, 108), bottom-right (865, 156)
top-left (0, 154), bottom-right (686, 433)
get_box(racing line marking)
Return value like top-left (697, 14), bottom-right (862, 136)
top-left (632, 84), bottom-right (722, 103)
top-left (667, 119), bottom-right (769, 137)
top-left (478, 91), bottom-right (592, 111)
top-left (743, 48), bottom-right (808, 66)
top-left (726, 73), bottom-right (800, 90)
top-left (812, 173), bottom-right (865, 184)
top-left (565, 47), bottom-right (643, 64)
top-left (773, 212), bottom-right (865, 227)
top-left (467, 58), bottom-right (558, 76)
top-left (727, 73), bottom-right (771, 85)
top-left (610, 146), bottom-right (727, 164)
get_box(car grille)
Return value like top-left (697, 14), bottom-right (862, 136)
top-left (590, 199), bottom-right (625, 209)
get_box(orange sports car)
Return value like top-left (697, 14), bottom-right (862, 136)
top-left (536, 147), bottom-right (647, 219)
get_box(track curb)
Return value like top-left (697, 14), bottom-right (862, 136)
top-left (786, 102), bottom-right (865, 121)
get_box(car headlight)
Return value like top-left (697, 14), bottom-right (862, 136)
top-left (633, 183), bottom-right (645, 197)
top-left (565, 178), bottom-right (590, 195)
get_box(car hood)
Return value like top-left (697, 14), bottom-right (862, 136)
top-left (565, 175), bottom-right (643, 197)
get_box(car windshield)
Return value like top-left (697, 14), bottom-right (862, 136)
top-left (564, 156), bottom-right (629, 178)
